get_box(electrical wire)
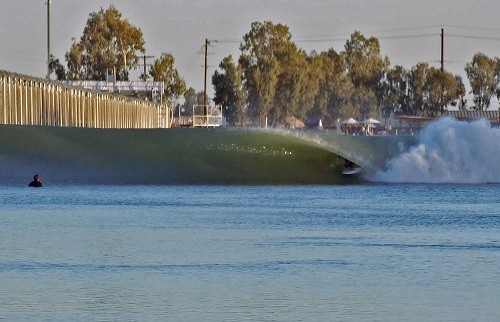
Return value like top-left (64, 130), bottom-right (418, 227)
top-left (447, 34), bottom-right (500, 41)
top-left (212, 39), bottom-right (240, 44)
top-left (295, 25), bottom-right (440, 40)
top-left (365, 25), bottom-right (442, 34)
top-left (213, 25), bottom-right (500, 46)
top-left (443, 24), bottom-right (500, 32)
top-left (295, 33), bottom-right (437, 43)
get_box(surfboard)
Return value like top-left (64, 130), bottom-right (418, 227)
top-left (342, 167), bottom-right (362, 175)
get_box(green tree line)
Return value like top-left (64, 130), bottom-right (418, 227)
top-left (50, 7), bottom-right (500, 126)
top-left (50, 6), bottom-right (186, 105)
top-left (214, 22), bottom-right (500, 126)
top-left (214, 22), bottom-right (469, 126)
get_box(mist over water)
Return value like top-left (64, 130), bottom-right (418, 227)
top-left (372, 117), bottom-right (500, 183)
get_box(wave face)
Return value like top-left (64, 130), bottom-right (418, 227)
top-left (0, 125), bottom-right (415, 185)
top-left (371, 117), bottom-right (500, 183)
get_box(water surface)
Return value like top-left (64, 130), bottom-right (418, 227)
top-left (1, 184), bottom-right (498, 321)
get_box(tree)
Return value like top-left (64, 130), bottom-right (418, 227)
top-left (309, 49), bottom-right (353, 125)
top-left (343, 31), bottom-right (390, 88)
top-left (65, 6), bottom-right (145, 80)
top-left (287, 52), bottom-right (316, 121)
top-left (407, 62), bottom-right (430, 115)
top-left (376, 65), bottom-right (409, 121)
top-left (343, 31), bottom-right (390, 118)
top-left (465, 52), bottom-right (499, 110)
top-left (48, 54), bottom-right (66, 80)
top-left (65, 39), bottom-right (84, 80)
top-left (178, 87), bottom-right (204, 116)
top-left (239, 21), bottom-right (292, 125)
top-left (196, 91), bottom-right (205, 106)
top-left (271, 43), bottom-right (309, 123)
top-left (454, 75), bottom-right (467, 110)
top-left (149, 52), bottom-right (186, 104)
top-left (212, 55), bottom-right (246, 126)
top-left (495, 61), bottom-right (500, 110)
top-left (290, 51), bottom-right (321, 121)
top-left (425, 67), bottom-right (464, 117)
top-left (346, 86), bottom-right (377, 119)
top-left (406, 63), bottom-right (463, 117)
top-left (182, 87), bottom-right (197, 115)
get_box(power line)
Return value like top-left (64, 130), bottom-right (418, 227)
top-left (215, 29), bottom-right (439, 45)
top-left (295, 32), bottom-right (352, 41)
top-left (214, 24), bottom-right (500, 46)
top-left (295, 33), bottom-right (437, 44)
top-left (295, 25), bottom-right (440, 40)
top-left (295, 38), bottom-right (346, 43)
top-left (444, 24), bottom-right (500, 32)
top-left (211, 39), bottom-right (240, 44)
top-left (366, 25), bottom-right (441, 34)
top-left (216, 24), bottom-right (500, 45)
top-left (377, 33), bottom-right (437, 40)
top-left (0, 54), bottom-right (46, 62)
top-left (448, 34), bottom-right (500, 41)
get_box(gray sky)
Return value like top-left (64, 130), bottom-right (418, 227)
top-left (1, 0), bottom-right (500, 100)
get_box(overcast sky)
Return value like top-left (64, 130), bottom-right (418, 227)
top-left (1, 0), bottom-right (500, 98)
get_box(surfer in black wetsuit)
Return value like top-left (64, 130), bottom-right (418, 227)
top-left (343, 158), bottom-right (356, 170)
top-left (28, 174), bottom-right (43, 187)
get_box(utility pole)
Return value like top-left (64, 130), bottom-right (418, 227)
top-left (46, 0), bottom-right (51, 80)
top-left (198, 39), bottom-right (214, 117)
top-left (138, 55), bottom-right (154, 80)
top-left (203, 38), bottom-right (209, 114)
top-left (440, 27), bottom-right (444, 71)
top-left (440, 27), bottom-right (445, 115)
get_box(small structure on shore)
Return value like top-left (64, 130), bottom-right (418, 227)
top-left (341, 118), bottom-right (359, 135)
top-left (192, 104), bottom-right (223, 128)
top-left (362, 118), bottom-right (382, 135)
top-left (444, 110), bottom-right (500, 126)
top-left (285, 116), bottom-right (305, 129)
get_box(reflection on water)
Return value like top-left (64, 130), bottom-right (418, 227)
top-left (0, 185), bottom-right (499, 320)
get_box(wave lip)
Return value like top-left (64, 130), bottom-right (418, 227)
top-left (371, 117), bottom-right (500, 184)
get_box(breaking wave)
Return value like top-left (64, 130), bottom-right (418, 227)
top-left (0, 123), bottom-right (416, 185)
top-left (371, 117), bottom-right (500, 183)
top-left (0, 126), bottom-right (353, 185)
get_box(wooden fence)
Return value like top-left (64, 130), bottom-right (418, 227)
top-left (0, 71), bottom-right (168, 129)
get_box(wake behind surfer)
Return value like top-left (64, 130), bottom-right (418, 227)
top-left (28, 174), bottom-right (43, 187)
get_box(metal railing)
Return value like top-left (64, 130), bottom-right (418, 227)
top-left (192, 104), bottom-right (223, 127)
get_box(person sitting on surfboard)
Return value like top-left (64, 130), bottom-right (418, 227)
top-left (28, 174), bottom-right (43, 187)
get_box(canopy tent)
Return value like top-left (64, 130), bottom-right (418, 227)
top-left (362, 117), bottom-right (382, 125)
top-left (285, 116), bottom-right (305, 129)
top-left (341, 117), bottom-right (358, 125)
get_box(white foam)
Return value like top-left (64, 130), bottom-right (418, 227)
top-left (371, 117), bottom-right (500, 183)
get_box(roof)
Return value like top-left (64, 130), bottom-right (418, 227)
top-left (394, 115), bottom-right (435, 123)
top-left (285, 116), bottom-right (305, 128)
top-left (444, 110), bottom-right (500, 124)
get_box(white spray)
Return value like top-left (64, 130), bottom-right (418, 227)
top-left (371, 117), bottom-right (500, 183)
